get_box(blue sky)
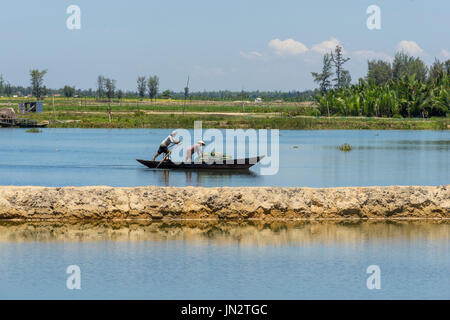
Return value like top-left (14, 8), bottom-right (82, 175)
top-left (0, 0), bottom-right (448, 91)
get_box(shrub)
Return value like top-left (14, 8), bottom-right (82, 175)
top-left (339, 143), bottom-right (352, 151)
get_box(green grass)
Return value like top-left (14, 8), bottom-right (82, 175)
top-left (34, 103), bottom-right (316, 115)
top-left (4, 97), bottom-right (448, 130)
top-left (25, 128), bottom-right (42, 133)
top-left (20, 111), bottom-right (450, 130)
top-left (339, 143), bottom-right (352, 151)
top-left (0, 97), bottom-right (315, 114)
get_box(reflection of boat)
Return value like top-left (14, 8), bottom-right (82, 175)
top-left (136, 156), bottom-right (264, 170)
top-left (0, 108), bottom-right (48, 128)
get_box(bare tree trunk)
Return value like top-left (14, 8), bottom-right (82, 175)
top-left (108, 101), bottom-right (112, 123)
top-left (52, 95), bottom-right (57, 120)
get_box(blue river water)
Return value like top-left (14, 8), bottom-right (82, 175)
top-left (0, 221), bottom-right (448, 300)
top-left (0, 128), bottom-right (448, 187)
top-left (0, 128), bottom-right (449, 300)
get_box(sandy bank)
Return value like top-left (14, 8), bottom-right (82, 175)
top-left (0, 185), bottom-right (448, 220)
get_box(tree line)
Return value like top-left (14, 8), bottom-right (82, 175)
top-left (0, 70), bottom-right (48, 99)
top-left (0, 71), bottom-right (315, 102)
top-left (135, 75), bottom-right (159, 100)
top-left (312, 46), bottom-right (449, 118)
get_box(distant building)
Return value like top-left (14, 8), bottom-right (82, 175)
top-left (254, 97), bottom-right (262, 103)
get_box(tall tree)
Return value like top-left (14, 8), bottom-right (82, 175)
top-left (0, 75), bottom-right (4, 96)
top-left (30, 69), bottom-right (47, 99)
top-left (311, 53), bottom-right (333, 92)
top-left (445, 60), bottom-right (450, 75)
top-left (408, 58), bottom-right (428, 82)
top-left (184, 81), bottom-right (189, 100)
top-left (392, 52), bottom-right (409, 81)
top-left (161, 89), bottom-right (171, 99)
top-left (4, 82), bottom-right (12, 97)
top-left (183, 76), bottom-right (190, 114)
top-left (104, 78), bottom-right (115, 123)
top-left (392, 52), bottom-right (428, 82)
top-left (428, 59), bottom-right (445, 83)
top-left (117, 89), bottom-right (124, 100)
top-left (331, 45), bottom-right (351, 89)
top-left (63, 85), bottom-right (76, 98)
top-left (137, 76), bottom-right (146, 98)
top-left (104, 78), bottom-right (116, 99)
top-left (341, 70), bottom-right (352, 88)
top-left (367, 60), bottom-right (393, 85)
top-left (147, 75), bottom-right (159, 100)
top-left (97, 75), bottom-right (105, 98)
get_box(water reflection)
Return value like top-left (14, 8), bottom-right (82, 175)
top-left (0, 220), bottom-right (448, 244)
top-left (387, 140), bottom-right (450, 145)
top-left (323, 139), bottom-right (450, 151)
top-left (354, 145), bottom-right (449, 151)
top-left (146, 168), bottom-right (257, 186)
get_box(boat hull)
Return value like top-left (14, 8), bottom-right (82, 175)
top-left (136, 156), bottom-right (264, 170)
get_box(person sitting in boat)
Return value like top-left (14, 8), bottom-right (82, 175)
top-left (151, 130), bottom-right (181, 161)
top-left (185, 140), bottom-right (206, 162)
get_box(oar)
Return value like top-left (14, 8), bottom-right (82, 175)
top-left (156, 143), bottom-right (182, 169)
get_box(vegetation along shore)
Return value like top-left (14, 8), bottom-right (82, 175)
top-left (0, 46), bottom-right (448, 130)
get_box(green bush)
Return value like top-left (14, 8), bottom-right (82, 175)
top-left (339, 143), bottom-right (352, 152)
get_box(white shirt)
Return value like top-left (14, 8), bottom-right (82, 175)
top-left (160, 135), bottom-right (178, 147)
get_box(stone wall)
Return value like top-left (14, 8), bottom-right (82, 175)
top-left (0, 185), bottom-right (448, 220)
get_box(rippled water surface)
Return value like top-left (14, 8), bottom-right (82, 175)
top-left (0, 128), bottom-right (448, 187)
top-left (1, 128), bottom-right (449, 299)
top-left (0, 221), bottom-right (448, 299)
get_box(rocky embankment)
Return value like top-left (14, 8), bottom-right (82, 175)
top-left (0, 185), bottom-right (448, 220)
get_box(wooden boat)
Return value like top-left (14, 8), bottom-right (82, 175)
top-left (0, 118), bottom-right (48, 128)
top-left (136, 156), bottom-right (264, 170)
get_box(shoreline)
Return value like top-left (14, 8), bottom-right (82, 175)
top-left (21, 113), bottom-right (449, 130)
top-left (0, 185), bottom-right (448, 220)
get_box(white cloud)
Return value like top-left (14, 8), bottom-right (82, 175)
top-left (311, 37), bottom-right (341, 54)
top-left (268, 38), bottom-right (308, 56)
top-left (239, 51), bottom-right (264, 60)
top-left (441, 49), bottom-right (450, 59)
top-left (353, 50), bottom-right (392, 61)
top-left (395, 40), bottom-right (424, 56)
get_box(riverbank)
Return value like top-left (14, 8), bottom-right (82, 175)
top-left (20, 111), bottom-right (450, 130)
top-left (0, 185), bottom-right (448, 220)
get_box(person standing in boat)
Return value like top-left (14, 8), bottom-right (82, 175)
top-left (151, 130), bottom-right (181, 161)
top-left (185, 140), bottom-right (206, 162)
